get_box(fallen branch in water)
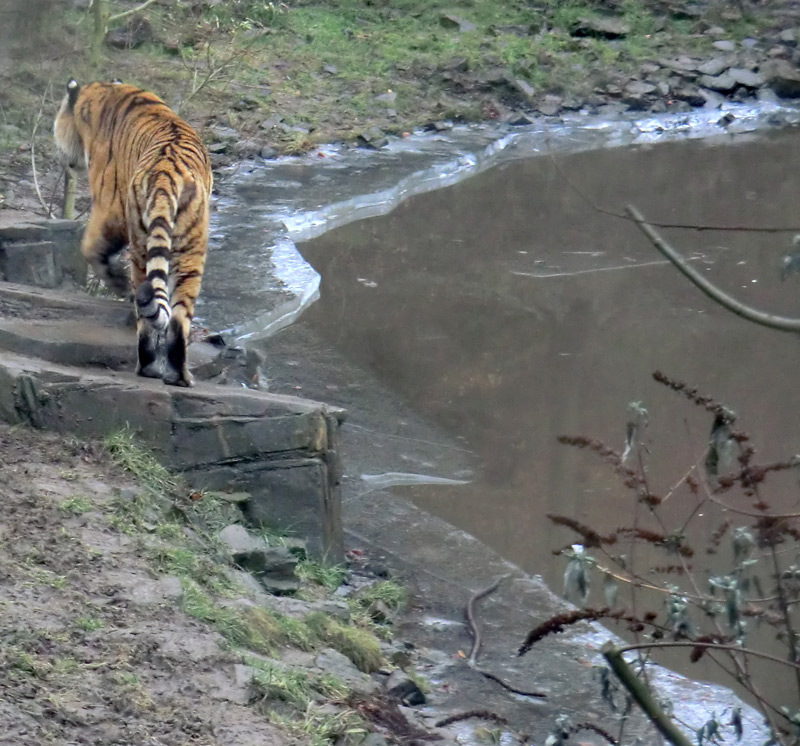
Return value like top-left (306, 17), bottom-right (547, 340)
top-left (626, 204), bottom-right (800, 333)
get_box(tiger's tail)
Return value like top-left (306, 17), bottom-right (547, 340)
top-left (135, 196), bottom-right (174, 332)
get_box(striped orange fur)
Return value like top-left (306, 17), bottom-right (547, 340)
top-left (54, 80), bottom-right (213, 387)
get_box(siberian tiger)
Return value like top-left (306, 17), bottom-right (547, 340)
top-left (53, 79), bottom-right (213, 387)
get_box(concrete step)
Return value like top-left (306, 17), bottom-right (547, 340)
top-left (0, 280), bottom-right (133, 326)
top-left (0, 318), bottom-right (135, 370)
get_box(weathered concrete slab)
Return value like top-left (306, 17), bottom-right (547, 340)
top-left (0, 218), bottom-right (85, 289)
top-left (0, 347), bottom-right (345, 561)
top-left (0, 281), bottom-right (132, 325)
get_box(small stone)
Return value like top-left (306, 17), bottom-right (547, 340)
top-left (322, 64), bottom-right (338, 75)
top-left (385, 669), bottom-right (426, 706)
top-left (375, 90), bottom-right (397, 105)
top-left (219, 524), bottom-right (263, 555)
top-left (537, 94), bottom-right (562, 115)
top-left (697, 57), bottom-right (731, 77)
top-left (763, 59), bottom-right (800, 98)
top-left (712, 40), bottom-right (736, 52)
top-left (507, 113), bottom-right (535, 126)
top-left (779, 28), bottom-right (798, 46)
top-left (571, 16), bottom-right (630, 39)
top-left (356, 127), bottom-right (388, 149)
top-left (105, 16), bottom-right (155, 49)
top-left (368, 599), bottom-right (394, 624)
top-left (505, 76), bottom-right (535, 101)
top-left (698, 73), bottom-right (737, 93)
top-left (717, 112), bottom-right (736, 126)
top-left (729, 68), bottom-right (765, 88)
top-left (672, 85), bottom-right (707, 107)
top-left (439, 14), bottom-right (476, 33)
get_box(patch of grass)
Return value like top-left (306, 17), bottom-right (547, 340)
top-left (74, 616), bottom-right (104, 632)
top-left (25, 566), bottom-right (68, 590)
top-left (59, 495), bottom-right (94, 515)
top-left (247, 654), bottom-right (349, 709)
top-left (274, 704), bottom-right (368, 746)
top-left (295, 560), bottom-right (348, 592)
top-left (356, 580), bottom-right (407, 611)
top-left (180, 578), bottom-right (283, 655)
top-left (104, 429), bottom-right (177, 497)
top-left (305, 612), bottom-right (384, 673)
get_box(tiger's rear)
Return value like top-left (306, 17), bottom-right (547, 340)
top-left (53, 80), bottom-right (213, 387)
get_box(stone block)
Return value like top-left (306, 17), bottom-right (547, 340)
top-left (0, 219), bottom-right (85, 289)
top-left (188, 456), bottom-right (343, 563)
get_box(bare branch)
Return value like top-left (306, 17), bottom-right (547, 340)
top-left (602, 642), bottom-right (694, 746)
top-left (108, 0), bottom-right (158, 23)
top-left (627, 204), bottom-right (800, 333)
top-left (30, 86), bottom-right (54, 218)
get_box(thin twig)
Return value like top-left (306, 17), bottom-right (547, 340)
top-left (30, 85), bottom-right (55, 218)
top-left (614, 640), bottom-right (800, 672)
top-left (108, 0), bottom-right (158, 23)
top-left (546, 146), bottom-right (800, 233)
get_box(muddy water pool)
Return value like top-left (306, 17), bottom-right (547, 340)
top-left (246, 128), bottom-right (800, 706)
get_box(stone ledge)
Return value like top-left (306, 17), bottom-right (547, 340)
top-left (0, 339), bottom-right (345, 562)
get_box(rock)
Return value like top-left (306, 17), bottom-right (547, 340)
top-left (698, 72), bottom-right (737, 93)
top-left (712, 40), bottom-right (736, 52)
top-left (728, 67), bottom-right (765, 88)
top-left (423, 121), bottom-right (452, 132)
top-left (322, 64), bottom-right (338, 75)
top-left (507, 113), bottom-right (535, 126)
top-left (505, 76), bottom-right (535, 102)
top-left (488, 24), bottom-right (534, 37)
top-left (219, 524), bottom-right (264, 556)
top-left (536, 94), bottom-right (562, 116)
top-left (670, 3), bottom-right (703, 20)
top-left (252, 546), bottom-right (300, 595)
top-left (672, 85), bottom-right (707, 107)
top-left (571, 16), bottom-right (630, 39)
top-left (625, 80), bottom-right (657, 96)
top-left (717, 112), bottom-right (736, 126)
top-left (361, 734), bottom-right (390, 746)
top-left (779, 28), bottom-right (798, 46)
top-left (385, 669), bottom-right (426, 706)
top-left (105, 16), bottom-right (155, 49)
top-left (697, 57), bottom-right (732, 77)
top-left (763, 59), bottom-right (800, 98)
top-left (356, 127), bottom-right (388, 150)
top-left (375, 90), bottom-right (397, 105)
top-left (232, 96), bottom-right (260, 112)
top-left (439, 14), bottom-right (476, 33)
top-left (314, 599), bottom-right (351, 622)
top-left (315, 648), bottom-right (378, 696)
top-left (368, 599), bottom-right (394, 624)
top-left (697, 88), bottom-right (726, 109)
top-left (191, 342), bottom-right (265, 389)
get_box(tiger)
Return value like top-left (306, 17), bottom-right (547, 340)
top-left (53, 79), bottom-right (213, 387)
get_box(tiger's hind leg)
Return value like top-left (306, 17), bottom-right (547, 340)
top-left (162, 248), bottom-right (204, 387)
top-left (81, 209), bottom-right (130, 296)
top-left (164, 306), bottom-right (193, 387)
top-left (129, 239), bottom-right (164, 380)
top-left (136, 317), bottom-right (163, 380)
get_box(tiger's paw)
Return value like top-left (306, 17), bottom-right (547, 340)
top-left (136, 361), bottom-right (163, 380)
top-left (163, 367), bottom-right (195, 387)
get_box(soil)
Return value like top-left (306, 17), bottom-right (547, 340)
top-left (0, 424), bottom-right (286, 746)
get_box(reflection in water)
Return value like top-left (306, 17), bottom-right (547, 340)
top-left (269, 130), bottom-right (800, 705)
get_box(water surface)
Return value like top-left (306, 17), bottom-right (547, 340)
top-left (256, 129), bottom-right (800, 704)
